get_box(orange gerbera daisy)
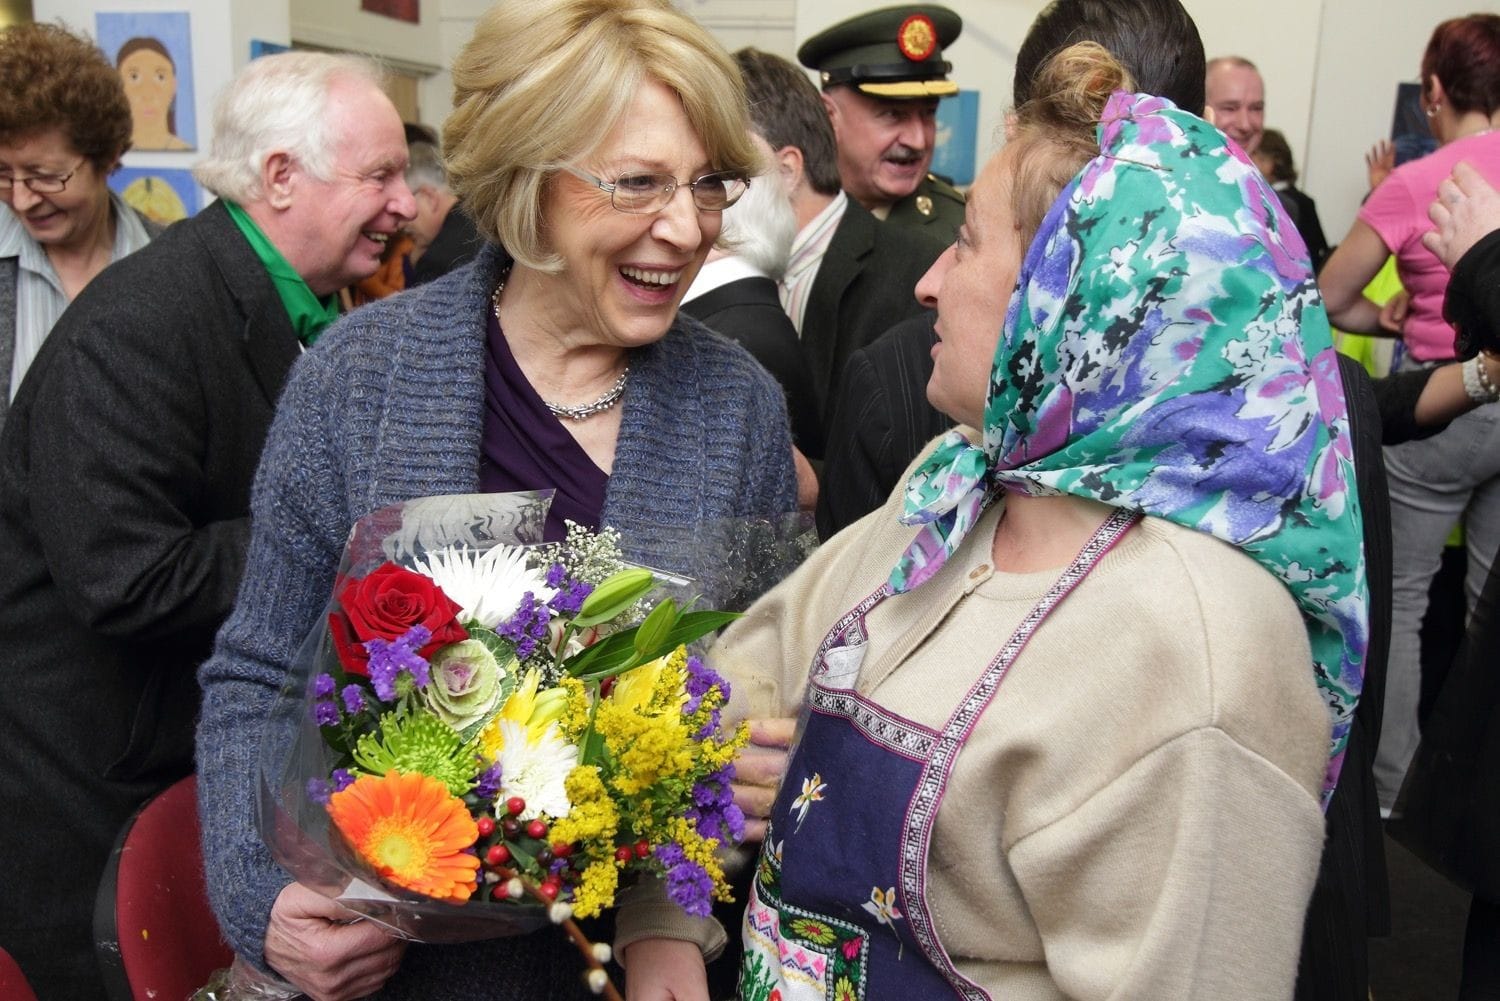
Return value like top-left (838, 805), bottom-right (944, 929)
top-left (327, 770), bottom-right (480, 903)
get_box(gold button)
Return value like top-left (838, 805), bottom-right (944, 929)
top-left (969, 564), bottom-right (989, 580)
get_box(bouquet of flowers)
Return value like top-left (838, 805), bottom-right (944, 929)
top-left (248, 494), bottom-right (754, 996)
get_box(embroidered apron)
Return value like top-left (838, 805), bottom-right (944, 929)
top-left (738, 509), bottom-right (1139, 1001)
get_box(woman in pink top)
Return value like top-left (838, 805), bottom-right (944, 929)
top-left (1320, 14), bottom-right (1500, 813)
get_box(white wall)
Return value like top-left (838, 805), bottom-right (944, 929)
top-left (1304, 0), bottom-right (1489, 240)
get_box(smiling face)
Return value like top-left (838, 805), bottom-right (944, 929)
top-left (537, 78), bottom-right (723, 349)
top-left (0, 128), bottom-right (112, 253)
top-left (120, 48), bottom-right (176, 131)
top-left (823, 86), bottom-right (938, 209)
top-left (915, 147), bottom-right (1022, 428)
top-left (1205, 62), bottom-right (1265, 156)
top-left (281, 76), bottom-right (416, 296)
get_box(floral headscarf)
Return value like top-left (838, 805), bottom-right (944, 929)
top-left (891, 92), bottom-right (1367, 808)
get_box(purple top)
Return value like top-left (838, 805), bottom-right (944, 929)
top-left (479, 307), bottom-right (609, 541)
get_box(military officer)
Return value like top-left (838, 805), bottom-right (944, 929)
top-left (799, 4), bottom-right (966, 243)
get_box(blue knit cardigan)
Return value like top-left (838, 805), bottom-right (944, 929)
top-left (196, 243), bottom-right (797, 995)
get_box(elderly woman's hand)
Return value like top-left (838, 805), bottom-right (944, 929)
top-left (733, 717), bottom-right (796, 842)
top-left (264, 882), bottom-right (407, 1001)
top-left (1422, 161), bottom-right (1500, 270)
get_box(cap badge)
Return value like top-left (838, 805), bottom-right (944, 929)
top-left (897, 13), bottom-right (938, 62)
top-left (916, 194), bottom-right (934, 217)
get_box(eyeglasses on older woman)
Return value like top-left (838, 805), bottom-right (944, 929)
top-left (563, 164), bottom-right (748, 213)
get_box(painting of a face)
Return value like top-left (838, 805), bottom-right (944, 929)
top-left (121, 48), bottom-right (176, 134)
top-left (99, 15), bottom-right (198, 153)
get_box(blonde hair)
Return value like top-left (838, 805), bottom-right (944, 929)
top-left (444, 0), bottom-right (760, 272)
top-left (1007, 41), bottom-right (1133, 250)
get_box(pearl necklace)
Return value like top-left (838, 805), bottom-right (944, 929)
top-left (492, 275), bottom-right (630, 422)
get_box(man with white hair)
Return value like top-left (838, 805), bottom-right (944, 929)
top-left (680, 139), bottom-right (822, 458)
top-left (0, 51), bottom-right (412, 999)
top-left (404, 139), bottom-right (483, 285)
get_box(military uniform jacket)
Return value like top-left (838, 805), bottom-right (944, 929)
top-left (800, 198), bottom-right (945, 419)
top-left (885, 172), bottom-right (965, 245)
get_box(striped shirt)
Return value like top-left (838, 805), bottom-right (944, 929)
top-left (780, 191), bottom-right (848, 336)
top-left (2, 192), bottom-right (153, 402)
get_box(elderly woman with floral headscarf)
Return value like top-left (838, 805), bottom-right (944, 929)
top-left (673, 42), bottom-right (1369, 1000)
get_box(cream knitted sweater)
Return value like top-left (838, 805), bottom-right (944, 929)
top-left (705, 455), bottom-right (1330, 1000)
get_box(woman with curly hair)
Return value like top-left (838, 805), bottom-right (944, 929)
top-left (0, 21), bottom-right (155, 435)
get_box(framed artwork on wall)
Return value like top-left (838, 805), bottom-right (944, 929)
top-left (362, 0), bottom-right (420, 24)
top-left (109, 166), bottom-right (200, 225)
top-left (95, 12), bottom-right (197, 152)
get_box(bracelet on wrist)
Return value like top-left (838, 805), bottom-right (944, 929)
top-left (1462, 354), bottom-right (1500, 404)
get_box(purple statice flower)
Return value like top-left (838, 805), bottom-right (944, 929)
top-left (682, 655), bottom-right (729, 739)
top-left (340, 684), bottom-right (367, 715)
top-left (313, 700), bottom-right (339, 726)
top-left (332, 768), bottom-right (355, 791)
top-left (545, 564), bottom-right (594, 615)
top-left (313, 673), bottom-right (337, 698)
top-left (685, 765), bottom-right (745, 842)
top-left (498, 592), bottom-right (551, 660)
top-left (307, 777), bottom-right (332, 804)
top-left (654, 842), bottom-right (714, 917)
top-left (364, 625), bottom-right (432, 701)
top-left (474, 760), bottom-right (503, 800)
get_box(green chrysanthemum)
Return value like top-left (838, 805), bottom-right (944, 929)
top-left (352, 710), bottom-right (479, 797)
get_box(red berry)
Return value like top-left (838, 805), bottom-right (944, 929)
top-left (526, 819), bottom-right (548, 840)
top-left (537, 880), bottom-right (560, 901)
top-left (505, 796), bottom-right (526, 816)
top-left (491, 883), bottom-right (509, 901)
top-left (614, 846), bottom-right (633, 863)
top-left (485, 844), bottom-right (510, 866)
top-left (552, 841), bottom-right (574, 858)
top-left (476, 816), bottom-right (496, 838)
top-left (501, 818), bottom-right (521, 839)
top-left (634, 840), bottom-right (651, 859)
top-left (600, 677), bottom-right (616, 697)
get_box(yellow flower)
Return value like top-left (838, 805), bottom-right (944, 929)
top-left (550, 765), bottom-right (619, 848)
top-left (479, 667), bottom-right (570, 760)
top-left (326, 770), bottom-right (479, 904)
top-left (597, 706), bottom-right (696, 794)
top-left (609, 655), bottom-right (669, 714)
top-left (571, 860), bottom-right (620, 919)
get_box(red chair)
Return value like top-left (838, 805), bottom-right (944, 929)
top-left (94, 775), bottom-right (234, 1001)
top-left (0, 945), bottom-right (40, 1001)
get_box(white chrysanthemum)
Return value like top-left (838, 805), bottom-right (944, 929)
top-left (411, 545), bottom-right (557, 629)
top-left (496, 719), bottom-right (577, 820)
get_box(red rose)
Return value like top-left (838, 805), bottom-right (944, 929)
top-left (328, 563), bottom-right (468, 674)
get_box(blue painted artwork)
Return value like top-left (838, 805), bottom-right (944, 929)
top-left (109, 166), bottom-right (201, 225)
top-left (1391, 82), bottom-right (1438, 167)
top-left (96, 12), bottom-right (197, 152)
top-left (932, 90), bottom-right (979, 187)
top-left (251, 39), bottom-right (290, 60)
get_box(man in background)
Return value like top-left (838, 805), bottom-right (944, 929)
top-left (680, 134), bottom-right (823, 459)
top-left (736, 46), bottom-right (944, 420)
top-left (404, 138), bottom-right (483, 286)
top-left (798, 4), bottom-right (965, 243)
top-left (1206, 55), bottom-right (1266, 156)
top-left (0, 51), bottom-right (413, 999)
